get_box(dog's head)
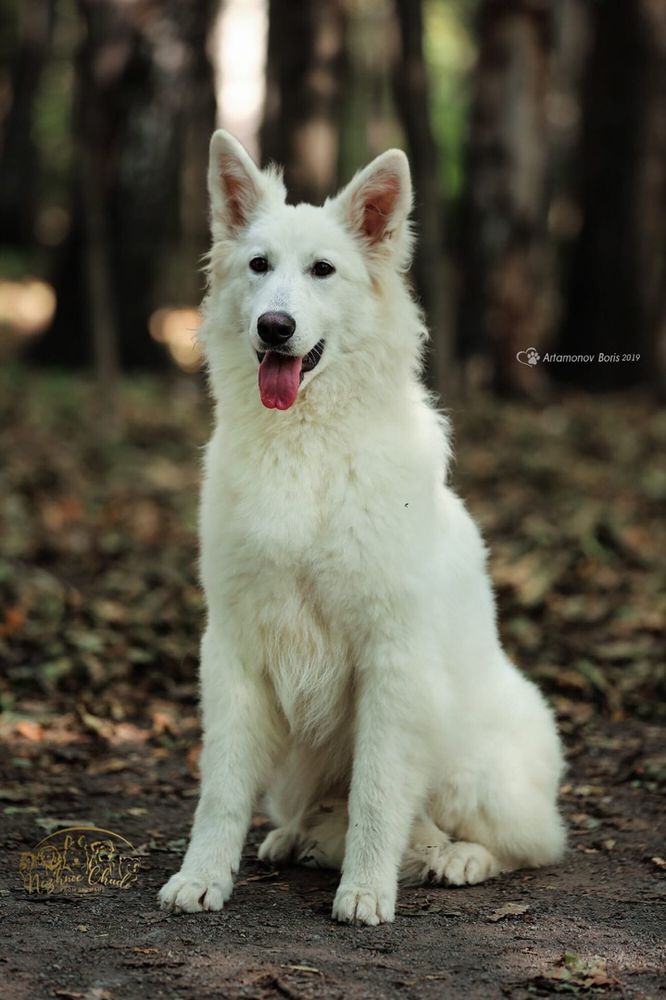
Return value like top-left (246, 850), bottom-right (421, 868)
top-left (204, 130), bottom-right (414, 411)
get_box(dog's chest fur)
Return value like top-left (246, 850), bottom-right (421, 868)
top-left (203, 419), bottom-right (414, 744)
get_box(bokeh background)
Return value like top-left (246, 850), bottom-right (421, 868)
top-left (1, 0), bottom-right (665, 393)
top-left (0, 2), bottom-right (664, 744)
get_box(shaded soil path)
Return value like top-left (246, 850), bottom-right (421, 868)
top-left (1, 718), bottom-right (664, 999)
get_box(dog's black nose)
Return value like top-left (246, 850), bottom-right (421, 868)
top-left (257, 311), bottom-right (296, 347)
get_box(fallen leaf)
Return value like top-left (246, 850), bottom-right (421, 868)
top-left (0, 606), bottom-right (25, 637)
top-left (0, 787), bottom-right (29, 802)
top-left (87, 757), bottom-right (130, 775)
top-left (186, 743), bottom-right (201, 777)
top-left (15, 720), bottom-right (44, 741)
top-left (488, 901), bottom-right (529, 922)
top-left (152, 710), bottom-right (178, 736)
top-left (538, 952), bottom-right (619, 990)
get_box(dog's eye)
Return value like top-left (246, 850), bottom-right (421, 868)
top-left (311, 260), bottom-right (335, 278)
top-left (249, 256), bottom-right (269, 274)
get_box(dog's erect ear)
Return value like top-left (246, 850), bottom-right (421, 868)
top-left (332, 149), bottom-right (412, 255)
top-left (208, 130), bottom-right (283, 236)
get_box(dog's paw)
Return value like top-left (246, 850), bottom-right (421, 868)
top-left (332, 881), bottom-right (395, 926)
top-left (433, 841), bottom-right (501, 886)
top-left (258, 826), bottom-right (300, 864)
top-left (158, 868), bottom-right (233, 913)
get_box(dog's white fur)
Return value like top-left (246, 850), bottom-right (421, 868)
top-left (159, 131), bottom-right (566, 926)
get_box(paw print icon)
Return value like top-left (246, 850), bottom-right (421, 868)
top-left (516, 347), bottom-right (540, 367)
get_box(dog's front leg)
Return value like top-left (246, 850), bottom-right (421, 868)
top-left (332, 645), bottom-right (427, 926)
top-left (159, 626), bottom-right (278, 913)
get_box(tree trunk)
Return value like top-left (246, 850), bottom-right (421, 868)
top-left (337, 0), bottom-right (396, 178)
top-left (637, 1), bottom-right (666, 396)
top-left (80, 136), bottom-right (121, 422)
top-left (33, 0), bottom-right (217, 370)
top-left (392, 0), bottom-right (450, 400)
top-left (0, 0), bottom-right (54, 247)
top-left (457, 0), bottom-right (554, 395)
top-left (261, 0), bottom-right (347, 204)
top-left (556, 0), bottom-right (665, 390)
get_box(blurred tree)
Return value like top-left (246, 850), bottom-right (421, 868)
top-left (34, 0), bottom-right (217, 371)
top-left (557, 0), bottom-right (666, 391)
top-left (261, 0), bottom-right (347, 204)
top-left (392, 0), bottom-right (450, 396)
top-left (0, 0), bottom-right (54, 247)
top-left (337, 0), bottom-right (396, 176)
top-left (457, 0), bottom-right (554, 395)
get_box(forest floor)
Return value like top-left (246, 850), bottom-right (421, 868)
top-left (0, 368), bottom-right (664, 999)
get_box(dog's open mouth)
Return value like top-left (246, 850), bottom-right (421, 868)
top-left (256, 340), bottom-right (325, 411)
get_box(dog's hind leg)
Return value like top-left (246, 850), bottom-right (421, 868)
top-left (407, 785), bottom-right (564, 888)
top-left (298, 799), bottom-right (347, 870)
top-left (400, 814), bottom-right (452, 884)
top-left (423, 709), bottom-right (565, 886)
top-left (400, 813), bottom-right (503, 886)
top-left (259, 744), bottom-right (337, 865)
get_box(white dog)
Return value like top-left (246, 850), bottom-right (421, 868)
top-left (158, 131), bottom-right (566, 926)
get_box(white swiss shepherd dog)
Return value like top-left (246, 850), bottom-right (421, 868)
top-left (159, 130), bottom-right (566, 926)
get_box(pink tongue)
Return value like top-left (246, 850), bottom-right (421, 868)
top-left (258, 352), bottom-right (303, 410)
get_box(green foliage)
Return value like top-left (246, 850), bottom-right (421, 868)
top-left (423, 0), bottom-right (478, 200)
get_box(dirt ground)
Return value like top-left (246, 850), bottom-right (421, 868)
top-left (0, 717), bottom-right (664, 999)
top-left (0, 372), bottom-right (665, 998)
